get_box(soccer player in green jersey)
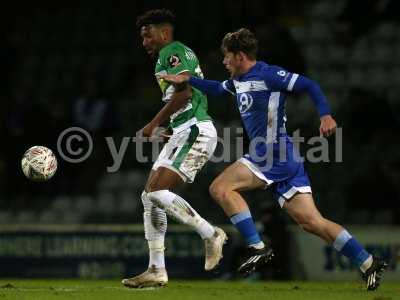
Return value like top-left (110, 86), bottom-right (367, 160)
top-left (122, 9), bottom-right (227, 288)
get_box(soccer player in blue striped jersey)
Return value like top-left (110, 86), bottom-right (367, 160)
top-left (160, 28), bottom-right (387, 291)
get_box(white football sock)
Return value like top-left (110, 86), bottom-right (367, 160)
top-left (360, 255), bottom-right (373, 273)
top-left (249, 241), bottom-right (265, 250)
top-left (148, 189), bottom-right (215, 239)
top-left (141, 191), bottom-right (167, 268)
top-left (148, 240), bottom-right (165, 269)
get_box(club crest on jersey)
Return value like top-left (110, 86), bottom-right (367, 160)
top-left (238, 93), bottom-right (253, 113)
top-left (169, 54), bottom-right (181, 68)
top-left (277, 70), bottom-right (286, 77)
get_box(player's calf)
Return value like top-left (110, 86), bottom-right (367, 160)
top-left (147, 189), bottom-right (216, 239)
top-left (284, 193), bottom-right (387, 290)
top-left (296, 216), bottom-right (333, 243)
top-left (141, 191), bottom-right (167, 270)
top-left (147, 190), bottom-right (227, 271)
top-left (229, 210), bottom-right (274, 275)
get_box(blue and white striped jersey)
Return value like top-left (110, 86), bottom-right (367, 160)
top-left (188, 59), bottom-right (328, 185)
top-left (222, 61), bottom-right (299, 147)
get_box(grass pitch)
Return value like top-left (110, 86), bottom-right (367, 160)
top-left (0, 279), bottom-right (398, 300)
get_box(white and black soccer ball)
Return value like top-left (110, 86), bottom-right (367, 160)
top-left (21, 146), bottom-right (58, 182)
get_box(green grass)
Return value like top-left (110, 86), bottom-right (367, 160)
top-left (0, 280), bottom-right (398, 300)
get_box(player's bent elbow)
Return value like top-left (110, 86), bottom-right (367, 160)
top-left (147, 190), bottom-right (167, 209)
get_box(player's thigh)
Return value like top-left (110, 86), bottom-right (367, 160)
top-left (145, 167), bottom-right (184, 192)
top-left (211, 160), bottom-right (266, 192)
top-left (145, 131), bottom-right (185, 192)
top-left (144, 169), bottom-right (156, 192)
top-left (282, 192), bottom-right (323, 225)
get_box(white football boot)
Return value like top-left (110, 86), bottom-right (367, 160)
top-left (204, 226), bottom-right (228, 271)
top-left (122, 265), bottom-right (168, 288)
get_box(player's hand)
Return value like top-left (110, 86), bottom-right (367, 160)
top-left (140, 122), bottom-right (158, 137)
top-left (158, 73), bottom-right (190, 85)
top-left (140, 123), bottom-right (169, 141)
top-left (319, 115), bottom-right (337, 137)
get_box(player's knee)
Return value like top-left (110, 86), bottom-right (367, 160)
top-left (141, 191), bottom-right (152, 210)
top-left (147, 190), bottom-right (168, 209)
top-left (209, 182), bottom-right (228, 204)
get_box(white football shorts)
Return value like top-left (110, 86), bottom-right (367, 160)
top-left (152, 121), bottom-right (217, 183)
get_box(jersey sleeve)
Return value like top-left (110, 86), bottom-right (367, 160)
top-left (189, 77), bottom-right (234, 97)
top-left (160, 48), bottom-right (191, 75)
top-left (221, 79), bottom-right (236, 95)
top-left (291, 75), bottom-right (331, 117)
top-left (263, 65), bottom-right (299, 92)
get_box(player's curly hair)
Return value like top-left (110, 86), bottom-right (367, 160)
top-left (221, 28), bottom-right (258, 60)
top-left (136, 9), bottom-right (176, 30)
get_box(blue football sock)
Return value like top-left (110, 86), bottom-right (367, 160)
top-left (230, 210), bottom-right (263, 247)
top-left (333, 230), bottom-right (371, 267)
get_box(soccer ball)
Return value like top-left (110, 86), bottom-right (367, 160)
top-left (21, 146), bottom-right (58, 182)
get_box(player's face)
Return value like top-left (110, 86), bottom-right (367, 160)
top-left (140, 25), bottom-right (164, 58)
top-left (222, 49), bottom-right (242, 77)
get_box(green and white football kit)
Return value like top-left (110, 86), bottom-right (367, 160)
top-left (122, 41), bottom-right (226, 288)
top-left (152, 41), bottom-right (217, 182)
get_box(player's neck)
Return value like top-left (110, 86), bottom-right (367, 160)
top-left (160, 39), bottom-right (174, 51)
top-left (238, 60), bottom-right (257, 76)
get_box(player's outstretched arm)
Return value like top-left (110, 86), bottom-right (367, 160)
top-left (263, 66), bottom-right (337, 137)
top-left (141, 72), bottom-right (192, 137)
top-left (291, 76), bottom-right (337, 137)
top-left (159, 74), bottom-right (232, 96)
top-left (158, 73), bottom-right (191, 85)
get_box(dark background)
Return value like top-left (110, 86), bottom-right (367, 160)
top-left (1, 0), bottom-right (400, 229)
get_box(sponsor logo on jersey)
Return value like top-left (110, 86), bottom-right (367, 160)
top-left (169, 54), bottom-right (181, 68)
top-left (238, 93), bottom-right (254, 114)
